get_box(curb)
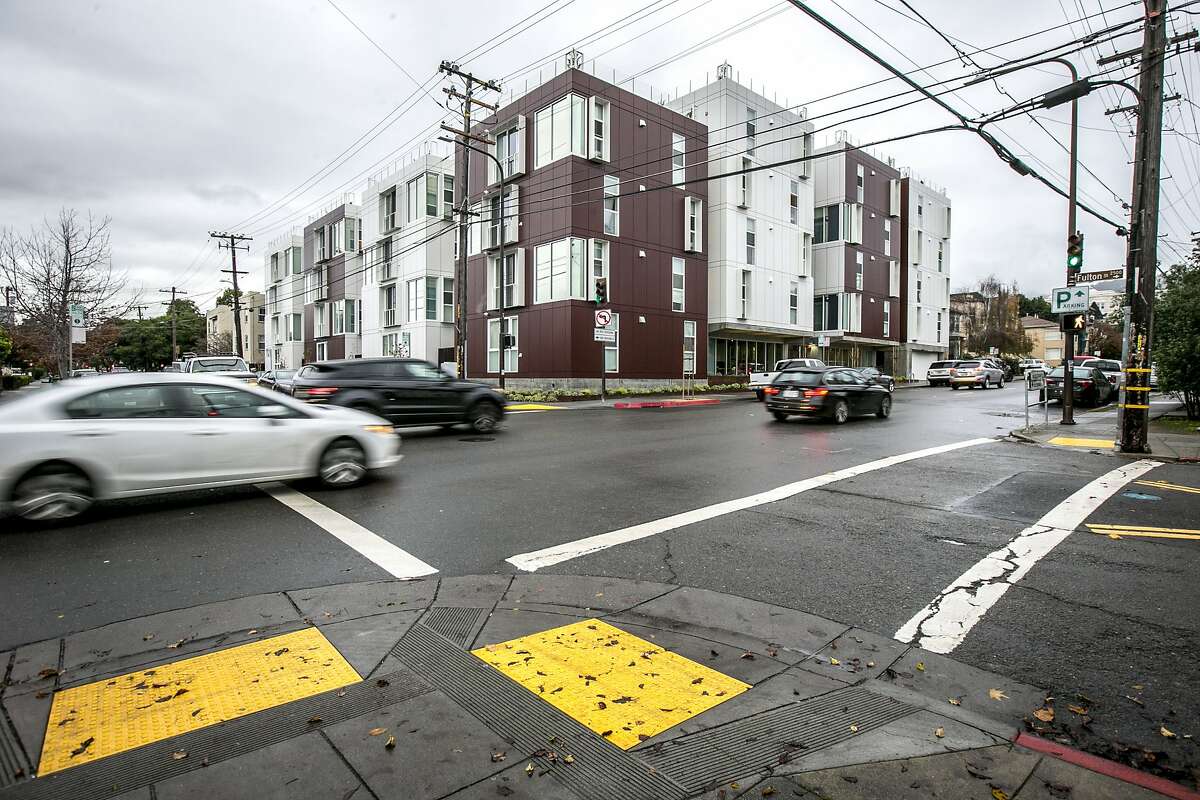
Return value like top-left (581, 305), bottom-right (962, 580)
top-left (1014, 732), bottom-right (1200, 800)
top-left (612, 398), bottom-right (721, 409)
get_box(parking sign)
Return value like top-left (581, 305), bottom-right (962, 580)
top-left (1051, 286), bottom-right (1089, 314)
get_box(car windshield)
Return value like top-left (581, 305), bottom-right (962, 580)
top-left (773, 371), bottom-right (823, 387)
top-left (274, 370), bottom-right (296, 380)
top-left (189, 358), bottom-right (248, 373)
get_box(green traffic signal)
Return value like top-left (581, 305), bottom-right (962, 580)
top-left (1067, 232), bottom-right (1084, 273)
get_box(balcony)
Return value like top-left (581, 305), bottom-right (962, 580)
top-left (384, 308), bottom-right (397, 327)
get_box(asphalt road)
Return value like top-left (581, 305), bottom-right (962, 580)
top-left (2, 382), bottom-right (1197, 781)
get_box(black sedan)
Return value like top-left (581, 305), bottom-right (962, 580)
top-left (764, 367), bottom-right (892, 424)
top-left (258, 368), bottom-right (297, 395)
top-left (1045, 365), bottom-right (1115, 407)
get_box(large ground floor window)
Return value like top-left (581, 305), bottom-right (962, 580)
top-left (708, 337), bottom-right (811, 376)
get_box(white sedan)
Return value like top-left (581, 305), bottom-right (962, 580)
top-left (0, 373), bottom-right (401, 523)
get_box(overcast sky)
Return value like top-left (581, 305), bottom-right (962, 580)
top-left (2, 0), bottom-right (1197, 313)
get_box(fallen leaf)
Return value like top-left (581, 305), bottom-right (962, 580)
top-left (563, 754), bottom-right (575, 764)
top-left (989, 689), bottom-right (1009, 701)
top-left (1124, 695), bottom-right (1145, 707)
top-left (491, 751), bottom-right (507, 763)
top-left (1067, 704), bottom-right (1089, 715)
top-left (992, 790), bottom-right (1009, 800)
top-left (167, 639), bottom-right (186, 649)
top-left (691, 677), bottom-right (703, 685)
top-left (849, 724), bottom-right (859, 733)
top-left (70, 737), bottom-right (95, 757)
top-left (337, 690), bottom-right (346, 698)
top-left (915, 661), bottom-right (925, 672)
top-left (710, 649), bottom-right (719, 658)
top-left (1133, 684), bottom-right (1144, 690)
top-left (37, 668), bottom-right (59, 679)
top-left (829, 658), bottom-right (840, 666)
top-left (761, 786), bottom-right (777, 797)
top-left (866, 660), bottom-right (875, 667)
top-left (601, 730), bottom-right (613, 738)
top-left (934, 727), bottom-right (945, 738)
top-left (740, 651), bottom-right (755, 660)
top-left (1161, 726), bottom-right (1177, 739)
top-left (1108, 532), bottom-right (1122, 539)
top-left (376, 679), bottom-right (390, 688)
top-left (948, 697), bottom-right (962, 706)
top-left (142, 634), bottom-right (155, 641)
top-left (1034, 708), bottom-right (1055, 723)
top-left (308, 716), bottom-right (322, 725)
top-left (171, 750), bottom-right (187, 760)
top-left (385, 735), bottom-right (396, 750)
top-left (597, 701), bottom-right (607, 710)
top-left (524, 762), bottom-right (535, 776)
top-left (247, 629), bottom-right (257, 635)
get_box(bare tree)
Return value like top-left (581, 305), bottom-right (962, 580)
top-left (964, 275), bottom-right (1031, 356)
top-left (0, 209), bottom-right (134, 375)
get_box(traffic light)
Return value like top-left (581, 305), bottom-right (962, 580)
top-left (1060, 313), bottom-right (1086, 332)
top-left (594, 277), bottom-right (608, 305)
top-left (1067, 232), bottom-right (1084, 273)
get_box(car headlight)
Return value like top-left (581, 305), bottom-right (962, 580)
top-left (362, 424), bottom-right (395, 435)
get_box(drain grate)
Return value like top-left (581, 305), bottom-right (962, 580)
top-left (642, 686), bottom-right (916, 792)
top-left (420, 607), bottom-right (485, 648)
top-left (0, 668), bottom-right (431, 800)
top-left (0, 704), bottom-right (29, 789)
top-left (393, 623), bottom-right (687, 800)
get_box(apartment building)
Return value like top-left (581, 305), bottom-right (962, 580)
top-left (899, 173), bottom-right (952, 379)
top-left (459, 67), bottom-right (708, 388)
top-left (264, 229), bottom-right (304, 371)
top-left (1021, 315), bottom-right (1064, 366)
top-left (668, 72), bottom-right (816, 379)
top-left (302, 199), bottom-right (363, 363)
top-left (810, 137), bottom-right (902, 371)
top-left (205, 290), bottom-right (266, 369)
top-left (359, 152), bottom-right (457, 366)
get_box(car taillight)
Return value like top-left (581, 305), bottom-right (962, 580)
top-left (803, 388), bottom-right (829, 398)
top-left (299, 386), bottom-right (339, 399)
top-left (763, 386), bottom-right (781, 396)
top-left (1077, 380), bottom-right (1092, 387)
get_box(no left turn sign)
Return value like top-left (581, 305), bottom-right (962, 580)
top-left (595, 309), bottom-right (612, 327)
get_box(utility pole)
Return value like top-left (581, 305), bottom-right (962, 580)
top-left (210, 232), bottom-right (252, 358)
top-left (439, 61), bottom-right (500, 380)
top-left (159, 287), bottom-right (188, 361)
top-left (1119, 0), bottom-right (1168, 453)
top-left (131, 304), bottom-right (149, 320)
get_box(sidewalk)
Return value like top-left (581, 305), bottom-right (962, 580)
top-left (2, 576), bottom-right (1190, 799)
top-left (1012, 396), bottom-right (1200, 461)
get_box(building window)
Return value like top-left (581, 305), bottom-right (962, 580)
top-left (789, 180), bottom-right (799, 224)
top-left (382, 332), bottom-right (398, 356)
top-left (916, 233), bottom-right (924, 264)
top-left (739, 270), bottom-right (751, 318)
top-left (488, 193), bottom-right (502, 249)
top-left (683, 320), bottom-right (697, 373)
top-left (442, 278), bottom-right (454, 323)
top-left (487, 316), bottom-right (518, 373)
top-left (789, 282), bottom-right (799, 324)
top-left (383, 285), bottom-right (397, 327)
top-left (684, 196), bottom-right (703, 252)
top-left (672, 257), bottom-right (685, 312)
top-left (406, 278), bottom-right (419, 322)
top-left (494, 124), bottom-right (520, 182)
top-left (801, 233), bottom-right (811, 276)
top-left (883, 218), bottom-right (892, 256)
top-left (271, 315), bottom-right (280, 343)
top-left (593, 239), bottom-right (610, 299)
top-left (406, 176), bottom-right (420, 224)
top-left (800, 131), bottom-right (813, 179)
top-left (945, 206), bottom-right (952, 236)
top-left (287, 314), bottom-right (301, 342)
top-left (490, 251), bottom-right (519, 309)
top-left (672, 132), bottom-right (685, 185)
top-left (534, 237), bottom-right (586, 303)
top-left (313, 226), bottom-right (326, 262)
top-left (332, 301), bottom-right (346, 335)
top-left (316, 341), bottom-right (327, 361)
top-left (534, 93), bottom-right (586, 168)
top-left (424, 278), bottom-right (438, 320)
top-left (379, 236), bottom-right (394, 280)
top-left (917, 275), bottom-right (923, 303)
top-left (291, 246), bottom-right (302, 274)
top-left (590, 97), bottom-right (610, 161)
top-left (381, 187), bottom-right (397, 231)
top-left (936, 311), bottom-right (943, 340)
top-left (603, 175), bottom-right (619, 235)
top-left (746, 218), bottom-right (756, 265)
top-left (443, 174), bottom-right (454, 219)
top-left (425, 172), bottom-right (438, 217)
top-left (883, 301), bottom-right (891, 336)
top-left (739, 158), bottom-right (751, 207)
top-left (314, 303), bottom-right (327, 338)
top-left (745, 107), bottom-right (756, 154)
top-left (813, 294), bottom-right (838, 331)
top-left (813, 204), bottom-right (840, 244)
top-left (937, 241), bottom-right (944, 271)
top-left (604, 312), bottom-right (619, 372)
top-left (855, 251), bottom-right (864, 290)
top-left (856, 164), bottom-right (865, 203)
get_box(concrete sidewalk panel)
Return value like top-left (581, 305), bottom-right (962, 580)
top-left (1014, 754), bottom-right (1171, 799)
top-left (318, 610), bottom-right (424, 676)
top-left (505, 575), bottom-right (676, 615)
top-left (441, 762), bottom-right (583, 799)
top-left (433, 575), bottom-right (512, 608)
top-left (324, 690), bottom-right (513, 800)
top-left (154, 731), bottom-right (362, 800)
top-left (795, 627), bottom-right (911, 684)
top-left (473, 608), bottom-right (591, 649)
top-left (785, 745), bottom-right (1041, 799)
top-left (287, 579), bottom-right (435, 624)
top-left (5, 639), bottom-right (60, 698)
top-left (3, 689), bottom-right (50, 775)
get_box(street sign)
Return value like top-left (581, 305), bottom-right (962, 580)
top-left (1051, 286), bottom-right (1089, 314)
top-left (68, 303), bottom-right (85, 328)
top-left (1025, 368), bottom-right (1046, 390)
top-left (1075, 269), bottom-right (1123, 282)
top-left (817, 335), bottom-right (829, 346)
top-left (593, 328), bottom-right (616, 342)
top-left (594, 309), bottom-right (612, 327)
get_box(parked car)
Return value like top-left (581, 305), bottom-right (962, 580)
top-left (70, 369), bottom-right (99, 378)
top-left (925, 360), bottom-right (959, 387)
top-left (258, 369), bottom-right (298, 395)
top-left (1045, 365), bottom-right (1115, 407)
top-left (1017, 358), bottom-right (1046, 374)
top-left (949, 360), bottom-right (1005, 390)
top-left (110, 366), bottom-right (131, 374)
top-left (980, 358), bottom-right (1013, 382)
top-left (764, 367), bottom-right (892, 424)
top-left (1078, 358), bottom-right (1122, 387)
top-left (181, 356), bottom-right (259, 386)
top-left (0, 373), bottom-right (401, 523)
top-left (291, 358), bottom-right (506, 433)
top-left (749, 358), bottom-right (826, 400)
top-left (854, 366), bottom-right (895, 392)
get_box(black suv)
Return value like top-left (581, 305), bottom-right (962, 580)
top-left (291, 358), bottom-right (505, 432)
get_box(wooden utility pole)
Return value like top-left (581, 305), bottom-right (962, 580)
top-left (439, 61), bottom-right (500, 379)
top-left (210, 232), bottom-right (252, 358)
top-left (1119, 0), bottom-right (1168, 453)
top-left (159, 286), bottom-right (188, 361)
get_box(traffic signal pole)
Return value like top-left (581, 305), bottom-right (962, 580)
top-left (1060, 59), bottom-right (1080, 426)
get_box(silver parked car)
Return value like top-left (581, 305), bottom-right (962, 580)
top-left (949, 360), bottom-right (1006, 390)
top-left (926, 360), bottom-right (959, 387)
top-left (0, 373), bottom-right (402, 523)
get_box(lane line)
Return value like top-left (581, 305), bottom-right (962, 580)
top-left (1089, 527), bottom-right (1200, 541)
top-left (506, 437), bottom-right (996, 572)
top-left (1087, 523), bottom-right (1200, 534)
top-left (894, 459), bottom-right (1160, 653)
top-left (261, 483), bottom-right (438, 579)
top-left (1136, 479), bottom-right (1200, 495)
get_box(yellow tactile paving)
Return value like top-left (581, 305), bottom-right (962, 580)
top-left (39, 627), bottom-right (359, 775)
top-left (1047, 436), bottom-right (1115, 448)
top-left (472, 618), bottom-right (750, 750)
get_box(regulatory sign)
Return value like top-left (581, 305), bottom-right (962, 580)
top-left (593, 328), bottom-right (616, 342)
top-left (817, 335), bottom-right (829, 346)
top-left (1076, 269), bottom-right (1123, 282)
top-left (594, 309), bottom-right (612, 327)
top-left (1051, 286), bottom-right (1089, 314)
top-left (1025, 368), bottom-right (1046, 390)
top-left (68, 303), bottom-right (85, 328)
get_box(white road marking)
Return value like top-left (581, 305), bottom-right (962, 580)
top-left (938, 539), bottom-right (969, 547)
top-left (895, 458), bottom-right (1160, 653)
top-left (261, 483), bottom-right (437, 580)
top-left (506, 437), bottom-right (996, 572)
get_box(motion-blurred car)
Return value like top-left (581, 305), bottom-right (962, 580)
top-left (0, 373), bottom-right (401, 523)
top-left (291, 358), bottom-right (506, 433)
top-left (949, 360), bottom-right (1005, 389)
top-left (764, 367), bottom-right (892, 424)
top-left (257, 369), bottom-right (297, 395)
top-left (925, 360), bottom-right (959, 387)
top-left (181, 356), bottom-right (259, 385)
top-left (1045, 365), bottom-right (1115, 407)
top-left (854, 366), bottom-right (895, 392)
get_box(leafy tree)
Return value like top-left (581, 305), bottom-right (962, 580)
top-left (0, 326), bottom-right (11, 364)
top-left (113, 318), bottom-right (171, 371)
top-left (1154, 259), bottom-right (1200, 419)
top-left (207, 331), bottom-right (233, 354)
top-left (215, 288), bottom-right (242, 308)
top-left (1019, 294), bottom-right (1053, 320)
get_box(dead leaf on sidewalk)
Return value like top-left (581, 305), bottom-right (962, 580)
top-left (562, 754), bottom-right (575, 764)
top-left (70, 737), bottom-right (94, 757)
top-left (1067, 704), bottom-right (1089, 715)
top-left (829, 658), bottom-right (840, 666)
top-left (991, 789), bottom-right (1009, 800)
top-left (171, 750), bottom-right (187, 760)
top-left (490, 751), bottom-right (506, 763)
top-left (761, 786), bottom-right (777, 797)
top-left (934, 727), bottom-right (945, 738)
top-left (1108, 532), bottom-right (1122, 539)
top-left (849, 724), bottom-right (859, 733)
top-left (1160, 726), bottom-right (1177, 739)
top-left (948, 697), bottom-right (962, 706)
top-left (1125, 695), bottom-right (1145, 706)
top-left (384, 735), bottom-right (396, 750)
top-left (988, 688), bottom-right (1008, 701)
top-left (524, 762), bottom-right (535, 776)
top-left (1034, 708), bottom-right (1055, 723)
top-left (916, 661), bottom-right (925, 672)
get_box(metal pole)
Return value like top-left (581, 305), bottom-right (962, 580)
top-left (498, 160), bottom-right (506, 390)
top-left (1061, 62), bottom-right (1079, 426)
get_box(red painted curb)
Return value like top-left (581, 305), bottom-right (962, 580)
top-left (612, 398), bottom-right (721, 409)
top-left (1013, 732), bottom-right (1200, 799)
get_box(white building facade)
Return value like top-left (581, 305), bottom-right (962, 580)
top-left (900, 173), bottom-right (952, 379)
top-left (264, 230), bottom-right (305, 371)
top-left (669, 72), bottom-right (816, 378)
top-left (360, 152), bottom-right (458, 367)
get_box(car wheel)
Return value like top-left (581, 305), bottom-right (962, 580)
top-left (771, 411), bottom-right (788, 422)
top-left (755, 390), bottom-right (765, 402)
top-left (876, 395), bottom-right (892, 418)
top-left (981, 377), bottom-right (990, 390)
top-left (468, 401), bottom-right (501, 433)
top-left (950, 384), bottom-right (960, 390)
top-left (11, 463), bottom-right (93, 523)
top-left (318, 439), bottom-right (367, 488)
top-left (832, 399), bottom-right (850, 425)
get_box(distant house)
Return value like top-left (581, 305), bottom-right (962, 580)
top-left (1021, 315), bottom-right (1064, 366)
top-left (949, 291), bottom-right (984, 358)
